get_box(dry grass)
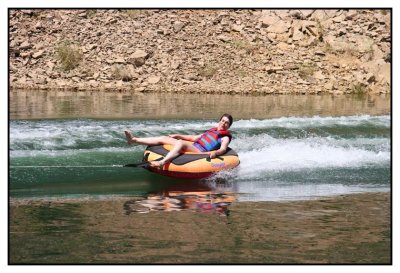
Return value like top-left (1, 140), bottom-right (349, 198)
top-left (122, 9), bottom-right (151, 19)
top-left (351, 82), bottom-right (369, 94)
top-left (55, 41), bottom-right (83, 71)
top-left (111, 65), bottom-right (132, 81)
top-left (198, 65), bottom-right (218, 79)
top-left (230, 39), bottom-right (259, 55)
top-left (298, 62), bottom-right (317, 80)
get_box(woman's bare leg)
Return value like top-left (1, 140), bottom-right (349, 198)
top-left (124, 130), bottom-right (177, 146)
top-left (125, 130), bottom-right (202, 168)
top-left (150, 140), bottom-right (200, 167)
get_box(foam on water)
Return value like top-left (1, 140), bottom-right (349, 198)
top-left (233, 114), bottom-right (390, 129)
top-left (10, 115), bottom-right (390, 168)
top-left (10, 146), bottom-right (142, 158)
top-left (236, 138), bottom-right (389, 178)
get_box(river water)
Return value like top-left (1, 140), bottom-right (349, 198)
top-left (9, 90), bottom-right (391, 202)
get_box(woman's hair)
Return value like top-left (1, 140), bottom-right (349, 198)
top-left (220, 113), bottom-right (233, 127)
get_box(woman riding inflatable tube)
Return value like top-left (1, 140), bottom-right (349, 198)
top-left (124, 114), bottom-right (234, 168)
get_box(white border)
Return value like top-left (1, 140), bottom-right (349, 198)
top-left (2, 1), bottom-right (398, 272)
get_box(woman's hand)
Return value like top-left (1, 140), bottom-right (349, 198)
top-left (169, 134), bottom-right (181, 139)
top-left (170, 134), bottom-right (200, 142)
top-left (209, 151), bottom-right (217, 159)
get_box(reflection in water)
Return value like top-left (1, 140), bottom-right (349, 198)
top-left (123, 180), bottom-right (236, 217)
top-left (9, 90), bottom-right (390, 120)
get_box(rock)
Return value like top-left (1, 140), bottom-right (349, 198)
top-left (361, 59), bottom-right (390, 84)
top-left (376, 62), bottom-right (390, 84)
top-left (301, 20), bottom-right (316, 29)
top-left (127, 50), bottom-right (148, 67)
top-left (266, 32), bottom-right (277, 42)
top-left (180, 78), bottom-right (192, 84)
top-left (324, 83), bottom-right (334, 90)
top-left (301, 10), bottom-right (315, 18)
top-left (10, 63), bottom-right (17, 72)
top-left (22, 10), bottom-right (34, 15)
top-left (34, 76), bottom-right (47, 85)
top-left (366, 73), bottom-right (376, 83)
top-left (34, 21), bottom-right (43, 29)
top-left (313, 70), bottom-right (325, 80)
top-left (332, 14), bottom-right (346, 23)
top-left (367, 84), bottom-right (380, 94)
top-left (147, 76), bottom-right (161, 84)
top-left (10, 40), bottom-right (18, 49)
top-left (114, 57), bottom-right (126, 64)
top-left (352, 71), bottom-right (364, 82)
top-left (19, 41), bottom-right (32, 50)
top-left (173, 21), bottom-right (185, 32)
top-left (276, 42), bottom-right (291, 51)
top-left (232, 24), bottom-right (243, 32)
top-left (10, 75), bottom-right (17, 82)
top-left (114, 80), bottom-right (123, 88)
top-left (275, 10), bottom-right (290, 19)
top-left (87, 44), bottom-right (97, 50)
top-left (32, 50), bottom-right (44, 59)
top-left (35, 43), bottom-right (45, 50)
top-left (217, 35), bottom-right (231, 42)
top-left (267, 20), bottom-right (291, 33)
top-left (345, 10), bottom-right (358, 20)
top-left (135, 87), bottom-right (146, 92)
top-left (130, 71), bottom-right (140, 80)
top-left (8, 9), bottom-right (391, 95)
top-left (20, 52), bottom-right (32, 58)
top-left (289, 10), bottom-right (303, 19)
top-left (311, 10), bottom-right (330, 21)
top-left (324, 34), bottom-right (349, 51)
top-left (305, 25), bottom-right (318, 37)
top-left (259, 12), bottom-right (280, 27)
top-left (185, 74), bottom-right (201, 81)
top-left (265, 66), bottom-right (284, 73)
top-left (314, 49), bottom-right (325, 56)
top-left (108, 18), bottom-right (117, 25)
top-left (55, 79), bottom-right (67, 87)
top-left (326, 10), bottom-right (341, 18)
top-left (171, 61), bottom-right (180, 69)
top-left (292, 27), bottom-right (304, 41)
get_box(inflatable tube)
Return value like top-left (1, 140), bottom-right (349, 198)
top-left (142, 141), bottom-right (240, 179)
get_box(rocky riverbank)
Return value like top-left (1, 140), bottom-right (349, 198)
top-left (9, 9), bottom-right (391, 95)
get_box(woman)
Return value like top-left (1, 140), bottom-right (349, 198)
top-left (124, 114), bottom-right (233, 168)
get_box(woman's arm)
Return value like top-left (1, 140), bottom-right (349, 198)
top-left (169, 134), bottom-right (201, 142)
top-left (209, 136), bottom-right (230, 159)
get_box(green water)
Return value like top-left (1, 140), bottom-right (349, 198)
top-left (9, 91), bottom-right (391, 201)
top-left (9, 90), bottom-right (391, 264)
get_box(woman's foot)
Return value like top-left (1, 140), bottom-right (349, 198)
top-left (124, 130), bottom-right (136, 144)
top-left (149, 160), bottom-right (165, 169)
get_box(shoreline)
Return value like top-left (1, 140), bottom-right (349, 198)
top-left (10, 192), bottom-right (391, 264)
top-left (8, 85), bottom-right (392, 96)
top-left (9, 86), bottom-right (387, 96)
